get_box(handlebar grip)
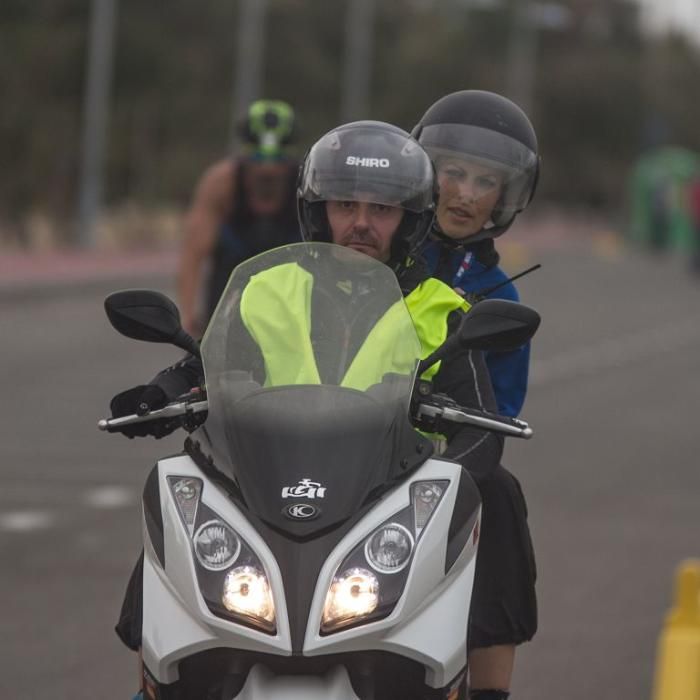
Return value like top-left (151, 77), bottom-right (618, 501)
top-left (98, 417), bottom-right (128, 433)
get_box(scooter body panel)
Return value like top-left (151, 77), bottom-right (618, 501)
top-left (235, 664), bottom-right (360, 700)
top-left (141, 452), bottom-right (480, 691)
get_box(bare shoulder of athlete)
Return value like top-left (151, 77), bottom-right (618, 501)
top-left (184, 160), bottom-right (236, 250)
top-left (194, 159), bottom-right (237, 215)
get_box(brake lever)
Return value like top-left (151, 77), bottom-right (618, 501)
top-left (97, 399), bottom-right (209, 432)
top-left (415, 402), bottom-right (533, 439)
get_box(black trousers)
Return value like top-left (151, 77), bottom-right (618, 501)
top-left (468, 464), bottom-right (538, 650)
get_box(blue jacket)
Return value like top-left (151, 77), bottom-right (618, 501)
top-left (420, 239), bottom-right (529, 417)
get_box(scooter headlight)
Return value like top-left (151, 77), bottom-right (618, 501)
top-left (321, 568), bottom-right (379, 632)
top-left (365, 523), bottom-right (414, 574)
top-left (222, 566), bottom-right (276, 632)
top-left (167, 486), bottom-right (277, 635)
top-left (320, 479), bottom-right (449, 635)
top-left (193, 520), bottom-right (241, 571)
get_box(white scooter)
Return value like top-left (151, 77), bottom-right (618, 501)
top-left (100, 243), bottom-right (538, 700)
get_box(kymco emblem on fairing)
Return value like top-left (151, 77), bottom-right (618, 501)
top-left (281, 478), bottom-right (327, 499)
top-left (284, 503), bottom-right (320, 521)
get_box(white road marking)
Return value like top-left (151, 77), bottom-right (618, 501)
top-left (0, 485), bottom-right (136, 537)
top-left (83, 485), bottom-right (134, 509)
top-left (530, 316), bottom-right (700, 387)
top-left (0, 510), bottom-right (53, 532)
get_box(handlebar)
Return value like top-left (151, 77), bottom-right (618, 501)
top-left (97, 399), bottom-right (209, 433)
top-left (98, 394), bottom-right (531, 439)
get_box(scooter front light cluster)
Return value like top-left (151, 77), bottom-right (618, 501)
top-left (179, 496), bottom-right (277, 635)
top-left (222, 566), bottom-right (276, 632)
top-left (321, 568), bottom-right (379, 632)
top-left (320, 478), bottom-right (451, 635)
top-left (194, 519), bottom-right (241, 571)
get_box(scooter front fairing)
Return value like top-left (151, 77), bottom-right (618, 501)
top-left (135, 243), bottom-right (482, 698)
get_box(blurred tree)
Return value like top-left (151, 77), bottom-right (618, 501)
top-left (110, 1), bottom-right (237, 203)
top-left (265, 0), bottom-right (344, 140)
top-left (2, 0), bottom-right (700, 243)
top-left (0, 0), bottom-right (87, 231)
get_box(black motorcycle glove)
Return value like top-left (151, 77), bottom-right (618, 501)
top-left (109, 384), bottom-right (176, 439)
top-left (462, 291), bottom-right (484, 307)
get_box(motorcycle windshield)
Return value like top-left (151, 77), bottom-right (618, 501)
top-left (198, 242), bottom-right (422, 530)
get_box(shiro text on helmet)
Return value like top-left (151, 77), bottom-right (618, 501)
top-left (345, 156), bottom-right (391, 168)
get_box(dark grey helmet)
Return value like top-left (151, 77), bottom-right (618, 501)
top-left (297, 120), bottom-right (437, 267)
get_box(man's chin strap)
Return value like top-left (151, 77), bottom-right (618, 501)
top-left (469, 690), bottom-right (510, 699)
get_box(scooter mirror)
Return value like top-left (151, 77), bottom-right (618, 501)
top-left (104, 289), bottom-right (200, 357)
top-left (417, 299), bottom-right (540, 376)
top-left (456, 299), bottom-right (541, 352)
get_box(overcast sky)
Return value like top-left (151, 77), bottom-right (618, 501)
top-left (636, 0), bottom-right (700, 44)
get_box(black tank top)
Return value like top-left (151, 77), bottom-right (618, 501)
top-left (205, 160), bottom-right (300, 321)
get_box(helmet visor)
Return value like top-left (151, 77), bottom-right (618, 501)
top-left (299, 125), bottom-right (435, 213)
top-left (420, 123), bottom-right (537, 172)
top-left (420, 123), bottom-right (538, 216)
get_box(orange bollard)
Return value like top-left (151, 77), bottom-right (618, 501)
top-left (652, 560), bottom-right (700, 700)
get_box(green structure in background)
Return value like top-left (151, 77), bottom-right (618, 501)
top-left (628, 147), bottom-right (700, 254)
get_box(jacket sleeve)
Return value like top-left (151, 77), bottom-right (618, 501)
top-left (485, 342), bottom-right (530, 418)
top-left (431, 347), bottom-right (504, 484)
top-left (456, 272), bottom-right (531, 418)
top-left (484, 281), bottom-right (530, 417)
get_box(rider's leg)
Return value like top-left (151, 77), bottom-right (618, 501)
top-left (467, 465), bottom-right (537, 695)
top-left (115, 552), bottom-right (145, 697)
top-left (468, 644), bottom-right (514, 691)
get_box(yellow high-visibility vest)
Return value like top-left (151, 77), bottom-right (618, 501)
top-left (239, 262), bottom-right (470, 389)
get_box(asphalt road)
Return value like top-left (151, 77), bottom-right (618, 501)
top-left (1, 236), bottom-right (699, 699)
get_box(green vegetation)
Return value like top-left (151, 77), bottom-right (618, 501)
top-left (2, 0), bottom-right (700, 245)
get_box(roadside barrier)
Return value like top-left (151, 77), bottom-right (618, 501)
top-left (652, 560), bottom-right (700, 700)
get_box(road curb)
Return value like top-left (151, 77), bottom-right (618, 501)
top-left (0, 249), bottom-right (178, 302)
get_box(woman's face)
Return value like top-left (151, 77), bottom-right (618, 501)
top-left (435, 157), bottom-right (504, 240)
top-left (325, 200), bottom-right (404, 262)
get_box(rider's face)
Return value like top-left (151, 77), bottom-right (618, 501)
top-left (435, 157), bottom-right (503, 240)
top-left (326, 200), bottom-right (403, 262)
top-left (242, 161), bottom-right (291, 216)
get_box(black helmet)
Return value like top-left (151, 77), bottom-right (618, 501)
top-left (412, 90), bottom-right (539, 242)
top-left (297, 121), bottom-right (437, 267)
